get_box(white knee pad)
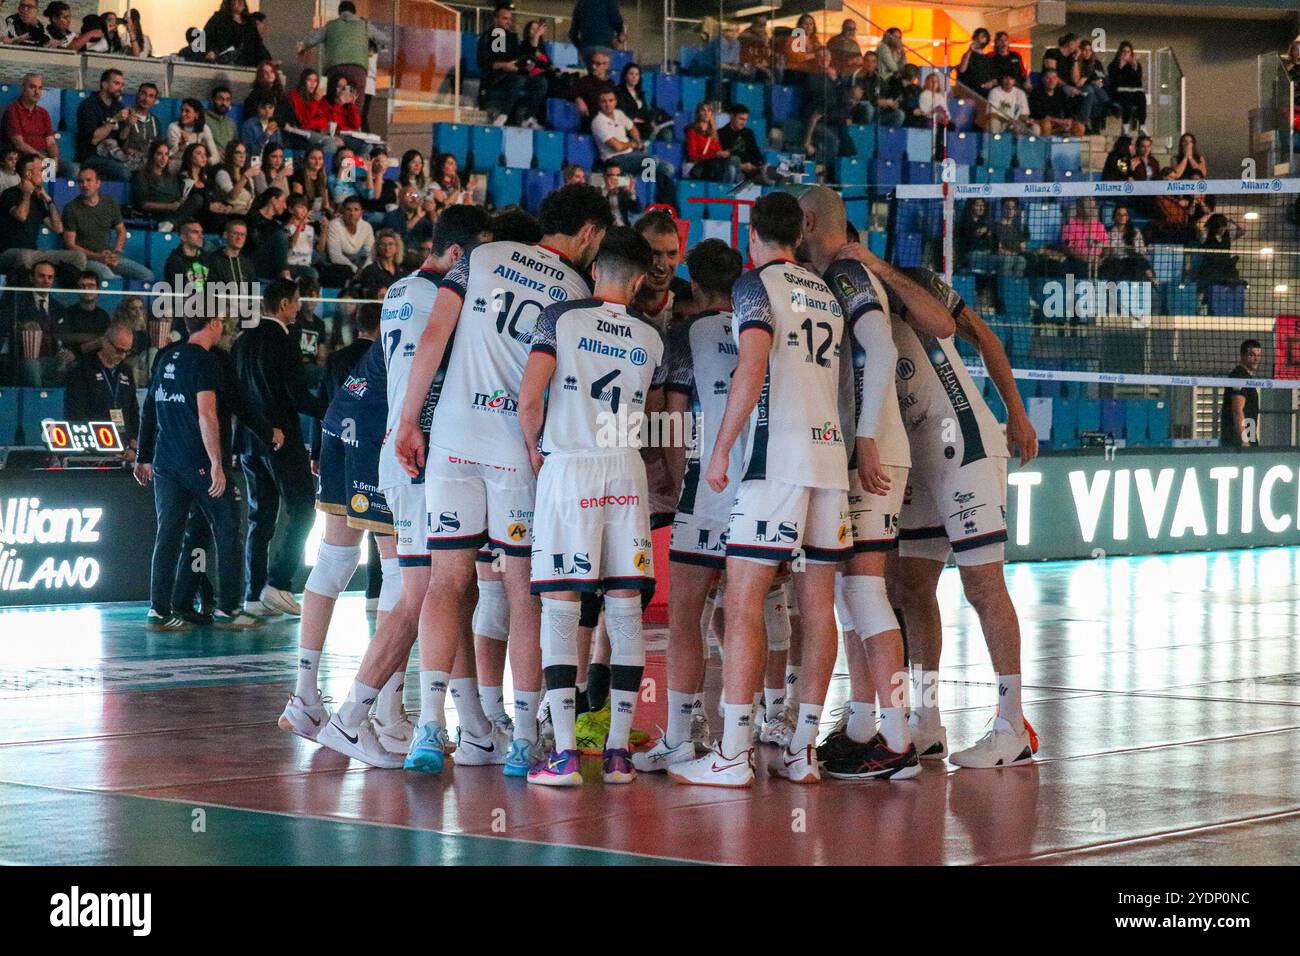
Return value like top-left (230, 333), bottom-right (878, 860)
top-left (834, 573), bottom-right (856, 634)
top-left (764, 585), bottom-right (791, 651)
top-left (305, 542), bottom-right (361, 599)
top-left (472, 579), bottom-right (509, 641)
top-left (603, 594), bottom-right (645, 668)
top-left (841, 574), bottom-right (898, 640)
top-left (377, 556), bottom-right (402, 612)
top-left (539, 597), bottom-right (580, 668)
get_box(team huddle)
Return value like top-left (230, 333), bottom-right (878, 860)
top-left (281, 182), bottom-right (1041, 787)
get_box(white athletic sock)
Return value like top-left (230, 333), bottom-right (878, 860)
top-left (721, 702), bottom-right (752, 757)
top-left (913, 667), bottom-right (941, 729)
top-left (879, 706), bottom-right (909, 752)
top-left (846, 700), bottom-right (876, 743)
top-left (374, 669), bottom-right (405, 725)
top-left (294, 648), bottom-right (322, 703)
top-left (479, 685), bottom-right (506, 722)
top-left (449, 677), bottom-right (491, 737)
top-left (785, 664), bottom-right (801, 701)
top-left (338, 680), bottom-right (379, 727)
top-left (791, 702), bottom-right (822, 752)
top-left (545, 686), bottom-right (577, 752)
top-left (764, 686), bottom-right (786, 720)
top-left (513, 690), bottom-right (540, 743)
top-left (603, 594), bottom-right (645, 752)
top-left (666, 690), bottom-right (696, 748)
top-left (998, 674), bottom-right (1024, 727)
top-left (417, 670), bottom-right (449, 728)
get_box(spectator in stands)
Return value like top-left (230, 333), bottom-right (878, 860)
top-left (131, 141), bottom-right (185, 226)
top-left (238, 11), bottom-right (273, 68)
top-left (781, 13), bottom-right (821, 87)
top-left (615, 63), bottom-right (658, 143)
top-left (240, 97), bottom-right (283, 157)
top-left (116, 84), bottom-right (162, 175)
top-left (563, 164), bottom-right (587, 186)
top-left (329, 147), bottom-right (361, 205)
top-left (324, 74), bottom-right (364, 137)
top-left (690, 24), bottom-right (741, 80)
top-left (176, 142), bottom-right (220, 231)
top-left (294, 275), bottom-right (328, 364)
top-left (122, 7), bottom-right (150, 57)
top-left (293, 145), bottom-right (333, 220)
top-left (737, 14), bottom-right (772, 81)
top-left (163, 220), bottom-right (209, 286)
top-left (1149, 167), bottom-right (1209, 244)
top-left (113, 294), bottom-right (152, 382)
top-left (876, 27), bottom-right (905, 82)
top-left (990, 31), bottom-right (1026, 86)
top-left (1076, 39), bottom-right (1112, 134)
top-left (252, 143), bottom-right (290, 197)
top-left (1042, 33), bottom-right (1101, 132)
top-left (62, 166), bottom-right (153, 282)
top-left (1193, 213), bottom-right (1245, 289)
top-left (430, 153), bottom-right (472, 210)
top-left (899, 64), bottom-right (928, 129)
top-left (1100, 205), bottom-right (1155, 282)
top-left (243, 61), bottom-right (288, 123)
top-left (569, 0), bottom-right (623, 59)
top-left (349, 228), bottom-right (402, 297)
top-left (1220, 340), bottom-right (1262, 447)
top-left (0, 154), bottom-right (84, 277)
top-left (1107, 42), bottom-right (1146, 135)
top-left (206, 216), bottom-right (254, 288)
top-left (297, 0), bottom-right (388, 106)
top-left (395, 149), bottom-right (435, 214)
top-left (572, 50), bottom-right (618, 124)
top-left (1171, 133), bottom-right (1208, 179)
top-left (3, 74), bottom-right (62, 178)
top-left (6, 260), bottom-right (63, 386)
top-left (247, 186), bottom-right (291, 279)
top-left (956, 28), bottom-right (997, 95)
top-left (205, 87), bottom-right (238, 155)
top-left (44, 1), bottom-right (96, 49)
top-left (58, 271), bottom-right (113, 354)
top-left (213, 140), bottom-right (254, 218)
top-left (77, 69), bottom-right (132, 182)
top-left (64, 319), bottom-right (139, 443)
top-left (382, 183), bottom-right (432, 247)
top-left (4, 0), bottom-right (51, 45)
top-left (987, 71), bottom-right (1032, 133)
top-left (323, 195), bottom-right (373, 285)
top-left (685, 103), bottom-right (739, 182)
top-left (718, 104), bottom-right (773, 184)
top-left (591, 89), bottom-right (676, 206)
top-left (1060, 196), bottom-right (1108, 276)
top-left (1101, 135), bottom-right (1135, 181)
top-left (957, 198), bottom-right (993, 270)
top-left (1029, 69), bottom-right (1084, 137)
top-left (853, 50), bottom-right (905, 127)
top-left (827, 19), bottom-right (862, 75)
top-left (358, 147), bottom-right (395, 220)
top-left (916, 71), bottom-right (949, 128)
top-left (167, 99), bottom-right (220, 175)
top-left (519, 20), bottom-right (558, 97)
top-left (283, 194), bottom-right (324, 281)
top-left (1132, 135), bottom-right (1160, 180)
top-left (201, 0), bottom-right (247, 62)
top-left (991, 198), bottom-right (1029, 277)
top-left (0, 147), bottom-right (21, 192)
top-left (285, 69), bottom-right (343, 152)
top-left (99, 11), bottom-right (125, 53)
top-left (600, 161), bottom-right (640, 226)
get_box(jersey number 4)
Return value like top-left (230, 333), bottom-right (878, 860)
top-left (591, 369), bottom-right (622, 413)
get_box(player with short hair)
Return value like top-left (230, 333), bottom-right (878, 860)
top-left (316, 205), bottom-right (494, 768)
top-left (518, 226), bottom-right (666, 785)
top-left (392, 184), bottom-right (612, 776)
top-left (670, 192), bottom-right (852, 788)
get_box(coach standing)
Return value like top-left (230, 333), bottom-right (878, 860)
top-left (232, 278), bottom-right (328, 618)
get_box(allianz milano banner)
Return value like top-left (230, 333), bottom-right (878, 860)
top-left (1006, 449), bottom-right (1300, 562)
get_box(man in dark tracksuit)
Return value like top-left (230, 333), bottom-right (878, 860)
top-left (232, 278), bottom-right (329, 617)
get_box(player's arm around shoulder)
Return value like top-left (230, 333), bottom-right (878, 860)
top-left (863, 254), bottom-right (956, 339)
top-left (955, 304), bottom-right (1038, 464)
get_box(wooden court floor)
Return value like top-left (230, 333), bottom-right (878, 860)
top-left (1, 547), bottom-right (1298, 866)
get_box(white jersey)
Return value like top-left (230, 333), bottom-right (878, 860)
top-left (823, 253), bottom-right (911, 469)
top-left (530, 298), bottom-right (666, 456)
top-left (731, 259), bottom-right (848, 491)
top-left (378, 268), bottom-right (444, 490)
top-left (431, 241), bottom-right (593, 468)
top-left (890, 268), bottom-right (1008, 465)
top-left (663, 309), bottom-right (745, 476)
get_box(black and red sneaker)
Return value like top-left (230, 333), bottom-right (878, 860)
top-left (824, 733), bottom-right (922, 781)
top-left (816, 726), bottom-right (866, 764)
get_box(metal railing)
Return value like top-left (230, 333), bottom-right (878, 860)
top-left (1254, 51), bottom-right (1294, 175)
top-left (0, 46), bottom-right (258, 101)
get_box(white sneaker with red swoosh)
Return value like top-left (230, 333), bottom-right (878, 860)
top-left (769, 743), bottom-right (820, 784)
top-left (666, 743), bottom-right (755, 788)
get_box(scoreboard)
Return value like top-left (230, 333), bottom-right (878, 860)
top-left (41, 420), bottom-right (124, 454)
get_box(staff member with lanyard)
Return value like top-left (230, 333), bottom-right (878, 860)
top-left (133, 313), bottom-right (264, 632)
top-left (64, 320), bottom-right (140, 455)
top-left (232, 278), bottom-right (328, 618)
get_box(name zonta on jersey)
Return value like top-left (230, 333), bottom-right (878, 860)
top-left (377, 268), bottom-right (444, 490)
top-left (430, 241), bottom-right (593, 469)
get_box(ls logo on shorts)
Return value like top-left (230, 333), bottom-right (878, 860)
top-left (434, 511), bottom-right (460, 533)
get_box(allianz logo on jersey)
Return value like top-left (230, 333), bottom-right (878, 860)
top-left (788, 290), bottom-right (840, 315)
top-left (578, 337), bottom-right (648, 365)
top-left (718, 340), bottom-right (738, 355)
top-left (471, 389), bottom-right (519, 414)
top-left (380, 302), bottom-right (414, 323)
top-left (809, 421), bottom-right (844, 445)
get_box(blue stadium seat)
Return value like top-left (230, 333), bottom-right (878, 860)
top-left (747, 116), bottom-right (766, 146)
top-left (1100, 399), bottom-right (1125, 437)
top-left (1051, 398), bottom-right (1079, 445)
top-left (37, 226), bottom-right (59, 251)
top-left (1026, 202), bottom-right (1062, 247)
top-left (1150, 245), bottom-right (1183, 283)
top-left (469, 125), bottom-right (504, 171)
top-left (679, 76), bottom-right (707, 113)
top-left (461, 33), bottom-right (481, 78)
top-left (1146, 401), bottom-right (1171, 443)
top-left (845, 124), bottom-right (876, 160)
top-left (837, 156), bottom-right (868, 186)
top-left (60, 89), bottom-right (90, 131)
top-left (1013, 167), bottom-right (1044, 183)
top-left (148, 232), bottom-right (180, 276)
top-left (652, 140), bottom-right (682, 170)
top-left (545, 41), bottom-right (581, 70)
top-left (635, 177), bottom-right (654, 211)
top-left (564, 133), bottom-right (595, 170)
top-left (122, 229), bottom-right (147, 265)
top-left (98, 278), bottom-right (125, 293)
top-left (767, 85), bottom-right (800, 123)
top-left (974, 165), bottom-right (1007, 183)
top-left (1015, 135), bottom-right (1048, 169)
top-left (730, 82), bottom-right (764, 117)
top-left (867, 231), bottom-right (887, 258)
top-left (545, 98), bottom-right (580, 133)
top-left (1052, 168), bottom-right (1083, 183)
top-left (433, 123), bottom-right (470, 160)
top-left (677, 180), bottom-right (708, 220)
top-left (1209, 284), bottom-right (1245, 316)
top-left (502, 127), bottom-right (533, 169)
top-left (1076, 399), bottom-right (1101, 433)
top-left (1125, 400), bottom-right (1150, 442)
top-left (984, 132), bottom-right (1014, 168)
top-left (904, 127), bottom-right (933, 162)
top-left (905, 161), bottom-right (935, 184)
top-left (53, 179), bottom-right (78, 209)
top-left (653, 74), bottom-right (680, 113)
top-left (1161, 281), bottom-right (1198, 315)
top-left (679, 47), bottom-right (701, 73)
top-left (946, 130), bottom-right (979, 166)
top-left (1049, 137), bottom-right (1082, 173)
top-left (610, 50), bottom-right (633, 76)
top-left (488, 167), bottom-right (523, 208)
top-left (672, 110), bottom-right (690, 140)
top-left (703, 183), bottom-right (734, 221)
top-left (0, 84), bottom-right (21, 110)
top-left (845, 193), bottom-right (870, 230)
top-left (523, 169), bottom-right (560, 213)
top-left (877, 127), bottom-right (905, 162)
top-left (0, 389), bottom-right (17, 445)
top-left (533, 130), bottom-right (564, 171)
top-left (951, 272), bottom-right (977, 307)
top-left (998, 276), bottom-right (1030, 316)
top-left (20, 388), bottom-right (65, 446)
top-left (947, 96), bottom-right (977, 131)
top-left (38, 86), bottom-right (61, 130)
top-left (871, 159), bottom-right (901, 193)
top-left (894, 232), bottom-right (924, 267)
top-left (100, 181), bottom-right (128, 206)
top-left (153, 97), bottom-right (180, 129)
top-left (983, 379), bottom-right (1007, 421)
